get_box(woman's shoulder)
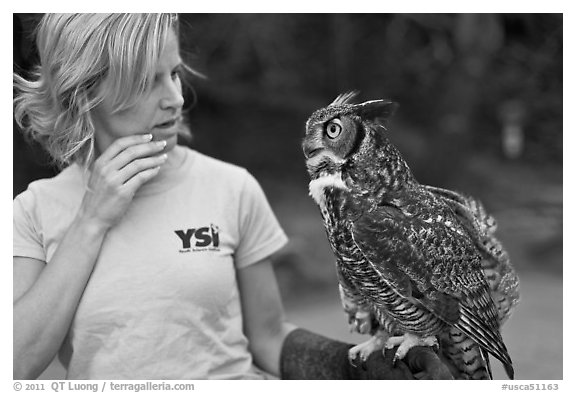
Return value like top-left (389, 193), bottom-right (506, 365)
top-left (188, 148), bottom-right (253, 183)
top-left (16, 164), bottom-right (84, 202)
top-left (179, 148), bottom-right (268, 200)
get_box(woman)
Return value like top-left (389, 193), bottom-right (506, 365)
top-left (13, 13), bottom-right (449, 380)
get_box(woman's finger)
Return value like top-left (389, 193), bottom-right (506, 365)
top-left (97, 134), bottom-right (154, 163)
top-left (116, 154), bottom-right (168, 185)
top-left (108, 140), bottom-right (167, 171)
top-left (121, 165), bottom-right (163, 193)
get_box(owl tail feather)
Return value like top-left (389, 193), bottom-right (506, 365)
top-left (457, 304), bottom-right (514, 379)
top-left (481, 348), bottom-right (494, 380)
top-left (440, 327), bottom-right (493, 380)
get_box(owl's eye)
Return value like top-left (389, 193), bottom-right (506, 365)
top-left (325, 120), bottom-right (343, 139)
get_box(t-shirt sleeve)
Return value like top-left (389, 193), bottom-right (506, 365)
top-left (13, 190), bottom-right (46, 262)
top-left (234, 171), bottom-right (288, 269)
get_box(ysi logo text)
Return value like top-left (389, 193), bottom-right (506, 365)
top-left (175, 224), bottom-right (220, 253)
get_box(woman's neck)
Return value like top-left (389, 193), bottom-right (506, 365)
top-left (160, 144), bottom-right (186, 174)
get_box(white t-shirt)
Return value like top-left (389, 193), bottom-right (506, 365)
top-left (13, 146), bottom-right (288, 379)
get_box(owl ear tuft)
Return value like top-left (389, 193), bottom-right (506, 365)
top-left (330, 91), bottom-right (360, 106)
top-left (356, 100), bottom-right (399, 122)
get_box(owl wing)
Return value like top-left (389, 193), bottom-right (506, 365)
top-left (348, 202), bottom-right (460, 325)
top-left (423, 185), bottom-right (520, 324)
top-left (348, 196), bottom-right (514, 378)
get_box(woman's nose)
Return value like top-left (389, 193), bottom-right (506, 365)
top-left (160, 79), bottom-right (184, 110)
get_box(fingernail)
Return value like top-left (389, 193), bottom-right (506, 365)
top-left (143, 134), bottom-right (153, 141)
top-left (156, 140), bottom-right (167, 149)
top-left (159, 154), bottom-right (168, 161)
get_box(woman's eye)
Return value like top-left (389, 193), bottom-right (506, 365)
top-left (325, 120), bottom-right (343, 139)
top-left (171, 66), bottom-right (182, 81)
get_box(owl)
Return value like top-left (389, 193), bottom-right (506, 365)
top-left (302, 92), bottom-right (519, 380)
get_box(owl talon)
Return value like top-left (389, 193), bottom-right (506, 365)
top-left (385, 333), bottom-right (438, 361)
top-left (348, 351), bottom-right (359, 368)
top-left (348, 333), bottom-right (386, 367)
top-left (348, 353), bottom-right (368, 370)
top-left (349, 353), bottom-right (368, 369)
top-left (384, 335), bottom-right (404, 349)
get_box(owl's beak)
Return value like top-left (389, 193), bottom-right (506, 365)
top-left (303, 141), bottom-right (321, 159)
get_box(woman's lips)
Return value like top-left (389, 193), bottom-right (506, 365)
top-left (155, 119), bottom-right (177, 129)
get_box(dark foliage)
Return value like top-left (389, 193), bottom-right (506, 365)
top-left (13, 14), bottom-right (562, 196)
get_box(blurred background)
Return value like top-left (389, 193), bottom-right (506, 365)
top-left (14, 14), bottom-right (562, 380)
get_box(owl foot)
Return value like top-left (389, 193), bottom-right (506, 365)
top-left (384, 333), bottom-right (438, 364)
top-left (348, 331), bottom-right (387, 367)
top-left (348, 310), bottom-right (373, 334)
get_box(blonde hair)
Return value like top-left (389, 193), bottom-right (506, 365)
top-left (14, 13), bottom-right (199, 168)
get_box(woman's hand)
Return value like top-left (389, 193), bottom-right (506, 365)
top-left (79, 134), bottom-right (168, 229)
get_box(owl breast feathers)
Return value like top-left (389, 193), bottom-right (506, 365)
top-left (302, 92), bottom-right (519, 380)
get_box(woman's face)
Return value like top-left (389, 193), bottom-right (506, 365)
top-left (91, 29), bottom-right (184, 156)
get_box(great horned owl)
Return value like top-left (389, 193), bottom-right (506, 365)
top-left (302, 92), bottom-right (519, 380)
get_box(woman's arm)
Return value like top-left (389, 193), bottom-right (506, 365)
top-left (13, 135), bottom-right (168, 379)
top-left (236, 258), bottom-right (297, 377)
top-left (13, 219), bottom-right (108, 379)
